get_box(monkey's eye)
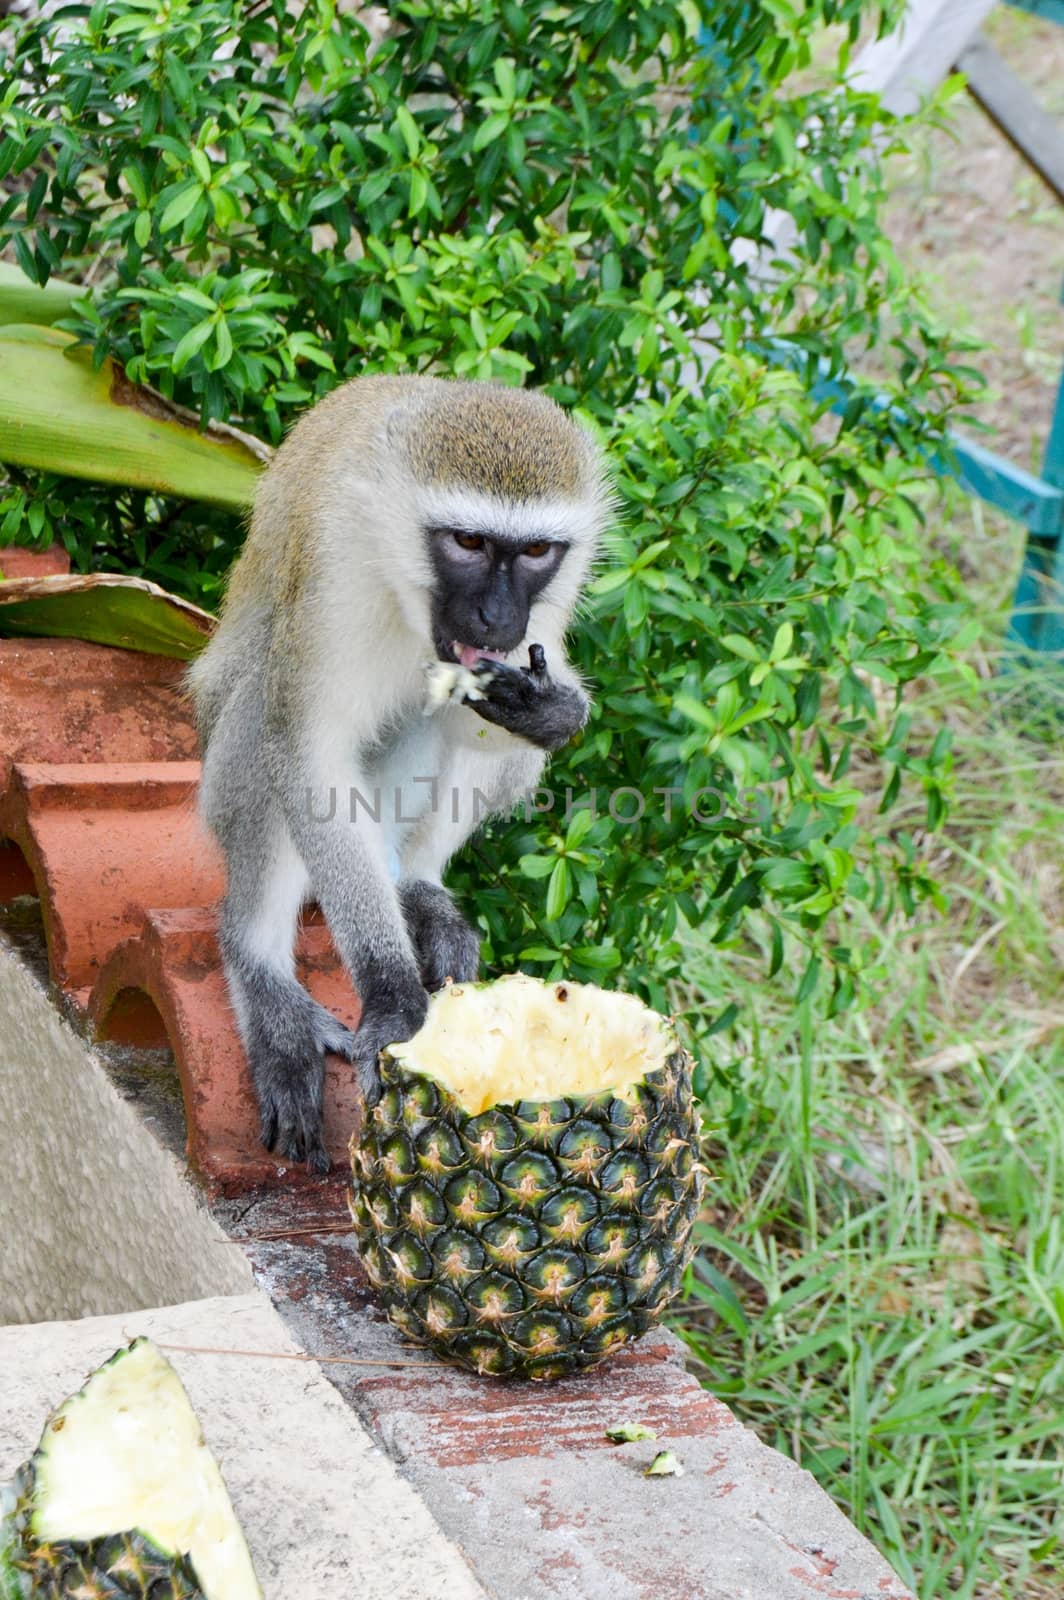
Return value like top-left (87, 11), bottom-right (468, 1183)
top-left (522, 541), bottom-right (553, 559)
top-left (452, 532), bottom-right (486, 552)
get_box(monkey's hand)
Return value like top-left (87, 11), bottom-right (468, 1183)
top-left (250, 997), bottom-right (358, 1176)
top-left (351, 981), bottom-right (429, 1108)
top-left (467, 645), bottom-right (588, 752)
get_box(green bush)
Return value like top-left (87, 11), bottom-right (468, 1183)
top-left (0, 0), bottom-right (970, 1040)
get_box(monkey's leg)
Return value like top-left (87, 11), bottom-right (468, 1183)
top-left (202, 692), bottom-right (357, 1173)
top-left (219, 825), bottom-right (360, 1173)
top-left (398, 880), bottom-right (480, 990)
top-left (396, 740), bottom-right (546, 991)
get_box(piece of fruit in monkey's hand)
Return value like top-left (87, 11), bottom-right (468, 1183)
top-left (423, 659), bottom-right (493, 714)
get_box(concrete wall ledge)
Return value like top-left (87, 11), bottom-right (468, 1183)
top-left (235, 1188), bottom-right (915, 1600)
top-left (0, 1294), bottom-right (488, 1600)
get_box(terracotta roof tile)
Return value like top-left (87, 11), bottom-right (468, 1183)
top-left (0, 632), bottom-right (356, 1188)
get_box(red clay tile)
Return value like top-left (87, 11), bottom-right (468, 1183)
top-left (90, 908), bottom-right (362, 1191)
top-left (0, 543), bottom-right (70, 579)
top-left (0, 760), bottom-right (223, 999)
top-left (0, 639), bottom-right (196, 778)
top-left (0, 839), bottom-right (34, 899)
top-left (0, 632), bottom-right (363, 1188)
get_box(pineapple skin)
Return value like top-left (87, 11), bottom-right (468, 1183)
top-left (349, 1044), bottom-right (705, 1380)
top-left (1, 1472), bottom-right (204, 1600)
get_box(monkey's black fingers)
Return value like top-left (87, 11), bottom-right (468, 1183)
top-left (304, 1133), bottom-right (330, 1176)
top-left (468, 657), bottom-right (504, 682)
top-left (527, 643), bottom-right (548, 677)
top-left (352, 992), bottom-right (429, 1107)
top-left (358, 1056), bottom-right (383, 1110)
top-left (260, 1100), bottom-right (330, 1175)
top-left (250, 1030), bottom-right (329, 1172)
top-left (466, 655), bottom-right (588, 750)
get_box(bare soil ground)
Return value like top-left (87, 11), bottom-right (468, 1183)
top-left (883, 6), bottom-right (1063, 613)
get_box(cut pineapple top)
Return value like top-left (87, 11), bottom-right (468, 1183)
top-left (29, 1339), bottom-right (261, 1600)
top-left (389, 973), bottom-right (674, 1114)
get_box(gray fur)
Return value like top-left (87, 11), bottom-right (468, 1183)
top-left (189, 376), bottom-right (610, 1171)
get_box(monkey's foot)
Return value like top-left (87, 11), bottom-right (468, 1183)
top-left (255, 1056), bottom-right (329, 1175)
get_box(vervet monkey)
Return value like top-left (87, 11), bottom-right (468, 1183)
top-left (189, 376), bottom-right (611, 1172)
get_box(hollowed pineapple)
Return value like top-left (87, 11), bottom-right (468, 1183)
top-left (349, 974), bottom-right (705, 1380)
top-left (0, 1340), bottom-right (261, 1600)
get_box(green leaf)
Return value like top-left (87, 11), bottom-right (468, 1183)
top-left (159, 183), bottom-right (204, 233)
top-left (408, 167), bottom-right (428, 216)
top-left (171, 317), bottom-right (215, 373)
top-left (796, 955), bottom-right (821, 1004)
top-left (587, 567), bottom-right (630, 597)
top-left (571, 945), bottom-right (622, 969)
top-left (0, 265), bottom-right (83, 327)
top-left (545, 858), bottom-right (570, 922)
top-left (565, 807), bottom-right (595, 848)
top-left (359, 171), bottom-right (392, 206)
top-left (770, 621), bottom-right (794, 662)
top-left (706, 1001), bottom-right (739, 1035)
top-left (519, 946), bottom-right (563, 963)
top-left (0, 572), bottom-right (213, 659)
top-left (673, 693), bottom-right (717, 732)
top-left (0, 325), bottom-right (263, 509)
top-left (189, 147), bottom-right (212, 185)
top-left (394, 105), bottom-right (421, 159)
top-left (518, 853), bottom-right (556, 879)
top-left (721, 633), bottom-right (761, 663)
top-left (473, 112), bottom-right (510, 152)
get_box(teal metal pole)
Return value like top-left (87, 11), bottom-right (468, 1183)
top-left (1008, 279), bottom-right (1064, 654)
top-left (1025, 358), bottom-right (1064, 653)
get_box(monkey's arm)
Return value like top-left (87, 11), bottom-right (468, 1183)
top-left (467, 645), bottom-right (588, 752)
top-left (263, 730), bottom-right (429, 1103)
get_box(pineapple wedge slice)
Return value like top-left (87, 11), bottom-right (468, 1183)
top-left (0, 1339), bottom-right (261, 1600)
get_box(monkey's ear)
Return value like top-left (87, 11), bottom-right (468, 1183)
top-left (384, 400), bottom-right (417, 449)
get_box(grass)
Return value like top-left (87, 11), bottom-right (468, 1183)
top-left (673, 670), bottom-right (1064, 1595)
top-left (671, 14), bottom-right (1063, 1593)
top-left (673, 649), bottom-right (1064, 1599)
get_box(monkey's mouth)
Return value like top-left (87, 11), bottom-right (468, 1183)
top-left (441, 640), bottom-right (509, 669)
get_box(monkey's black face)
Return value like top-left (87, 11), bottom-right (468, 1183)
top-left (426, 526), bottom-right (569, 667)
